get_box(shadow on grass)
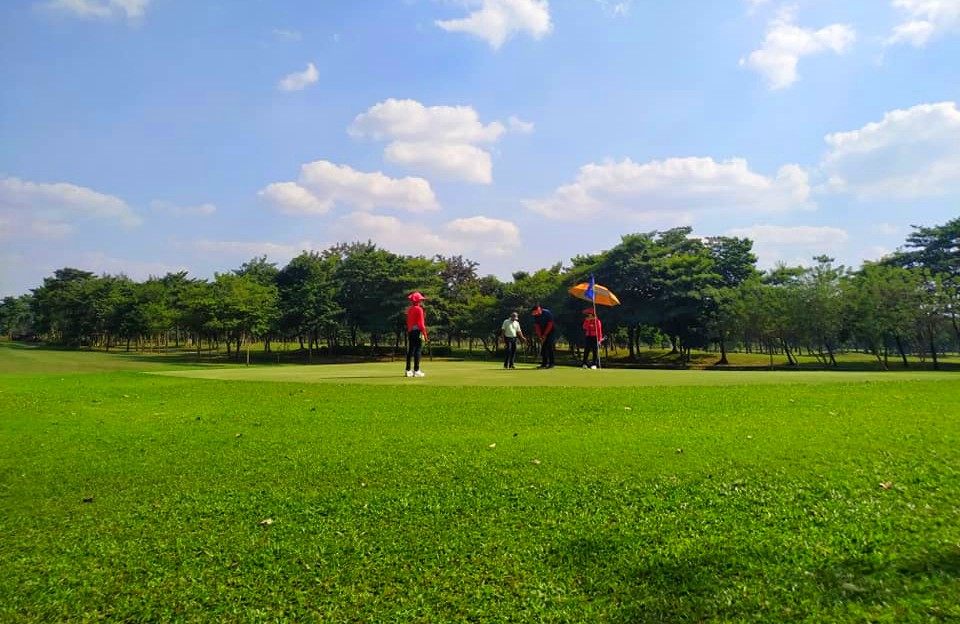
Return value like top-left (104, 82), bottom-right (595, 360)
top-left (815, 548), bottom-right (960, 614)
top-left (548, 537), bottom-right (960, 622)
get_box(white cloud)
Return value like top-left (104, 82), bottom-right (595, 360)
top-left (77, 251), bottom-right (186, 280)
top-left (507, 115), bottom-right (535, 134)
top-left (445, 215), bottom-right (521, 256)
top-left (594, 0), bottom-right (632, 17)
top-left (725, 224), bottom-right (849, 268)
top-left (436, 0), bottom-right (552, 49)
top-left (150, 200), bottom-right (216, 217)
top-left (820, 101), bottom-right (960, 200)
top-left (886, 0), bottom-right (960, 46)
top-left (740, 8), bottom-right (856, 89)
top-left (334, 212), bottom-right (521, 257)
top-left (335, 212), bottom-right (452, 254)
top-left (40, 0), bottom-right (150, 22)
top-left (526, 157), bottom-right (811, 221)
top-left (726, 224), bottom-right (848, 246)
top-left (350, 98), bottom-right (505, 143)
top-left (350, 98), bottom-right (509, 184)
top-left (0, 176), bottom-right (141, 231)
top-left (257, 182), bottom-right (331, 215)
top-left (259, 160), bottom-right (439, 214)
top-left (277, 62), bottom-right (318, 92)
top-left (870, 222), bottom-right (901, 236)
top-left (271, 28), bottom-right (302, 42)
top-left (29, 220), bottom-right (74, 239)
top-left (384, 142), bottom-right (494, 184)
top-left (188, 239), bottom-right (318, 261)
top-left (864, 245), bottom-right (893, 262)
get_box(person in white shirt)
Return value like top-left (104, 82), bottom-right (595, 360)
top-left (499, 312), bottom-right (526, 369)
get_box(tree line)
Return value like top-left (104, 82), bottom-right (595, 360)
top-left (1, 218), bottom-right (957, 369)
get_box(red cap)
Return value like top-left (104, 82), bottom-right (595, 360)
top-left (583, 307), bottom-right (597, 315)
top-left (408, 291), bottom-right (428, 303)
top-left (532, 306), bottom-right (543, 316)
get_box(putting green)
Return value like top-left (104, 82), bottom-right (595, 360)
top-left (149, 360), bottom-right (960, 387)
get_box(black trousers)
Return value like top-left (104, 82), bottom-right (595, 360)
top-left (405, 329), bottom-right (422, 371)
top-left (582, 337), bottom-right (599, 366)
top-left (503, 337), bottom-right (518, 367)
top-left (540, 333), bottom-right (556, 367)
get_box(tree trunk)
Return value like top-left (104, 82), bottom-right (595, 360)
top-left (929, 331), bottom-right (939, 370)
top-left (825, 341), bottom-right (837, 367)
top-left (894, 334), bottom-right (909, 367)
top-left (718, 333), bottom-right (728, 365)
top-left (780, 338), bottom-right (796, 366)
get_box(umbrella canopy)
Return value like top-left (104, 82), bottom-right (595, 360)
top-left (568, 281), bottom-right (621, 306)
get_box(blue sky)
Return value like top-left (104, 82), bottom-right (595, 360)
top-left (2, 0), bottom-right (959, 296)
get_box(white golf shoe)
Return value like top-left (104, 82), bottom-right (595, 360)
top-left (414, 370), bottom-right (425, 377)
top-left (405, 370), bottom-right (413, 377)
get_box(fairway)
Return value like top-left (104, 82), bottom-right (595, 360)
top-left (2, 344), bottom-right (959, 622)
top-left (152, 359), bottom-right (960, 386)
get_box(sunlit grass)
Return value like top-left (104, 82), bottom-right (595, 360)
top-left (1, 345), bottom-right (959, 622)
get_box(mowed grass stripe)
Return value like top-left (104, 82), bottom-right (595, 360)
top-left (150, 359), bottom-right (960, 387)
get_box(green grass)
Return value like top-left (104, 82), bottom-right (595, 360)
top-left (153, 360), bottom-right (960, 387)
top-left (1, 345), bottom-right (959, 622)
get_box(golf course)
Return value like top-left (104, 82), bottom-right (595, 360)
top-left (2, 341), bottom-right (959, 623)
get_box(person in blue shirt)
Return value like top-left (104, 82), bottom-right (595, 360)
top-left (532, 305), bottom-right (556, 369)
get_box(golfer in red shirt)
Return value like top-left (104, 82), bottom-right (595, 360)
top-left (405, 292), bottom-right (429, 377)
top-left (581, 308), bottom-right (603, 369)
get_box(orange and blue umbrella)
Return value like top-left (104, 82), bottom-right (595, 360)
top-left (568, 275), bottom-right (620, 307)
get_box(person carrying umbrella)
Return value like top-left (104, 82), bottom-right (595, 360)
top-left (532, 304), bottom-right (556, 369)
top-left (581, 308), bottom-right (603, 369)
top-left (568, 275), bottom-right (620, 370)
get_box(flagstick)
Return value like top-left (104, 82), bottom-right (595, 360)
top-left (593, 290), bottom-right (601, 370)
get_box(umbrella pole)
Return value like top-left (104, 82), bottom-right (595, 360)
top-left (593, 305), bottom-right (603, 370)
top-left (593, 293), bottom-right (601, 370)
top-left (596, 326), bottom-right (601, 370)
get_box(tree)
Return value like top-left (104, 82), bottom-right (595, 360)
top-left (179, 280), bottom-right (217, 355)
top-left (212, 272), bottom-right (279, 363)
top-left (434, 255), bottom-right (480, 347)
top-left (795, 256), bottom-right (847, 367)
top-left (702, 236), bottom-right (758, 364)
top-left (29, 268), bottom-right (97, 345)
top-left (276, 251), bottom-right (341, 360)
top-left (845, 263), bottom-right (921, 368)
top-left (0, 295), bottom-right (33, 339)
top-left (888, 217), bottom-right (960, 345)
top-left (757, 264), bottom-right (806, 366)
top-left (332, 242), bottom-right (409, 350)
